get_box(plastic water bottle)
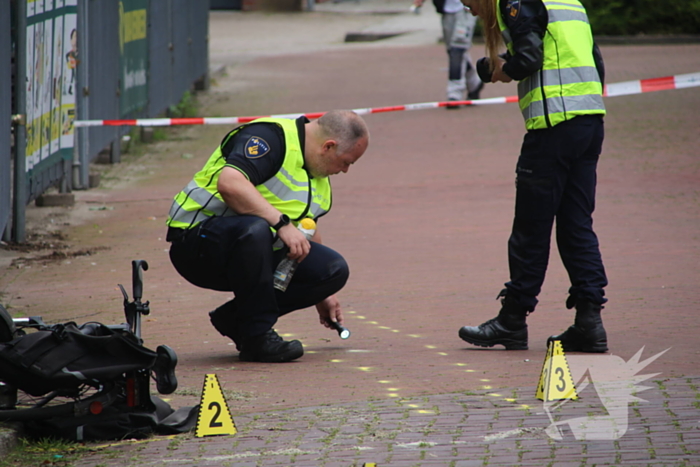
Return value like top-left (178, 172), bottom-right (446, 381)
top-left (273, 218), bottom-right (316, 292)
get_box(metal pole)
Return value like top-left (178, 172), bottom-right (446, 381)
top-left (74, 0), bottom-right (89, 189)
top-left (12, 0), bottom-right (27, 242)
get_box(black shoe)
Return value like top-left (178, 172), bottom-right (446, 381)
top-left (547, 297), bottom-right (608, 353)
top-left (467, 81), bottom-right (484, 100)
top-left (459, 317), bottom-right (528, 350)
top-left (209, 309), bottom-right (243, 351)
top-left (548, 325), bottom-right (608, 353)
top-left (446, 98), bottom-right (461, 109)
top-left (154, 345), bottom-right (178, 394)
top-left (239, 330), bottom-right (303, 363)
top-left (548, 301), bottom-right (608, 353)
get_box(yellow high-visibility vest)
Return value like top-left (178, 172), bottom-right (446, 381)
top-left (166, 118), bottom-right (331, 230)
top-left (497, 0), bottom-right (605, 130)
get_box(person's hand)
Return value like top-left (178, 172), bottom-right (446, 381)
top-left (491, 58), bottom-right (512, 83)
top-left (413, 0), bottom-right (425, 6)
top-left (316, 295), bottom-right (343, 329)
top-left (277, 223), bottom-right (311, 262)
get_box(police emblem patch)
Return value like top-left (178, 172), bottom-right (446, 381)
top-left (506, 0), bottom-right (520, 19)
top-left (245, 136), bottom-right (270, 159)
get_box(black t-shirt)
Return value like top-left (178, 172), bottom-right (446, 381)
top-left (222, 117), bottom-right (308, 186)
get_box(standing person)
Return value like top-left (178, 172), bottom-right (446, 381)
top-left (413, 0), bottom-right (484, 107)
top-left (457, 0), bottom-right (609, 352)
top-left (166, 110), bottom-right (370, 363)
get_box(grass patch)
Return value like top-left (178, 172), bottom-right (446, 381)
top-left (0, 437), bottom-right (94, 467)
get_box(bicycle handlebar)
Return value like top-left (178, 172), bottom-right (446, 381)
top-left (132, 260), bottom-right (149, 302)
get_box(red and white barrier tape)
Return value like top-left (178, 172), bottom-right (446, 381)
top-left (73, 72), bottom-right (700, 128)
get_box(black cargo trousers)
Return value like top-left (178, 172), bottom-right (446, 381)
top-left (167, 215), bottom-right (349, 338)
top-left (504, 115), bottom-right (608, 311)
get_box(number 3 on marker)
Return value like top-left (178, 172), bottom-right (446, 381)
top-left (554, 366), bottom-right (566, 392)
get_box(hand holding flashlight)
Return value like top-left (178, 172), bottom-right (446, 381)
top-left (328, 320), bottom-right (351, 339)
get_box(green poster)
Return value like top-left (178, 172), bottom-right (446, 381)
top-left (119, 0), bottom-right (148, 116)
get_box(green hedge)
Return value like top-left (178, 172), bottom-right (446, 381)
top-left (581, 0), bottom-right (700, 35)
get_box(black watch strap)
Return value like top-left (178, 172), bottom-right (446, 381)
top-left (272, 214), bottom-right (290, 231)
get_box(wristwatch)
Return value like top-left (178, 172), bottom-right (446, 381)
top-left (272, 214), bottom-right (290, 231)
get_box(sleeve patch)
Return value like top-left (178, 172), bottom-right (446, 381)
top-left (506, 0), bottom-right (520, 20)
top-left (245, 136), bottom-right (271, 159)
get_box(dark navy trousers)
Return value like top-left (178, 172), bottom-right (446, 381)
top-left (168, 216), bottom-right (349, 337)
top-left (505, 115), bottom-right (608, 312)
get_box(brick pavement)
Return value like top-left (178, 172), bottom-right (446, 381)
top-left (2, 1), bottom-right (700, 465)
top-left (71, 376), bottom-right (700, 466)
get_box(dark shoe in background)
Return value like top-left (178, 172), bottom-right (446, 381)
top-left (239, 329), bottom-right (303, 363)
top-left (446, 98), bottom-right (462, 109)
top-left (467, 81), bottom-right (484, 100)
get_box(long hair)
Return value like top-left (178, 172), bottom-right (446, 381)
top-left (475, 0), bottom-right (504, 72)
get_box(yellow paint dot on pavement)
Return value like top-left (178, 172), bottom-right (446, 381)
top-left (438, 352), bottom-right (448, 356)
top-left (357, 367), bottom-right (373, 372)
top-left (488, 393), bottom-right (502, 397)
top-left (465, 369), bottom-right (475, 373)
top-left (505, 398), bottom-right (517, 402)
top-left (408, 334), bottom-right (421, 338)
top-left (369, 321), bottom-right (379, 324)
top-left (480, 379), bottom-right (491, 382)
top-left (387, 388), bottom-right (399, 391)
top-left (379, 326), bottom-right (391, 329)
top-left (425, 345), bottom-right (436, 349)
top-left (388, 393), bottom-right (399, 398)
top-left (483, 385), bottom-right (492, 390)
top-left (329, 359), bottom-right (344, 363)
top-left (356, 316), bottom-right (366, 319)
top-left (392, 329), bottom-right (400, 333)
top-left (378, 380), bottom-right (392, 384)
top-left (455, 363), bottom-right (467, 366)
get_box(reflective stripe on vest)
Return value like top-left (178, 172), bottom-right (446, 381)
top-left (166, 118), bottom-right (331, 230)
top-left (496, 0), bottom-right (605, 130)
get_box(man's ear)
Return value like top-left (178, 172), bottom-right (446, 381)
top-left (323, 140), bottom-right (337, 153)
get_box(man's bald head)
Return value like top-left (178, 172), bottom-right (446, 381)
top-left (317, 110), bottom-right (369, 155)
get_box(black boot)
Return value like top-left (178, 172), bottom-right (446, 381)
top-left (548, 301), bottom-right (608, 353)
top-left (239, 329), bottom-right (304, 363)
top-left (459, 290), bottom-right (529, 350)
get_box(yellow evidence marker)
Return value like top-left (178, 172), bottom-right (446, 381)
top-left (195, 374), bottom-right (237, 437)
top-left (536, 340), bottom-right (578, 401)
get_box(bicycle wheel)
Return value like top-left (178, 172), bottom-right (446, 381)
top-left (0, 381), bottom-right (121, 422)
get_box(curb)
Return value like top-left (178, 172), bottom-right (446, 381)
top-left (0, 423), bottom-right (20, 459)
